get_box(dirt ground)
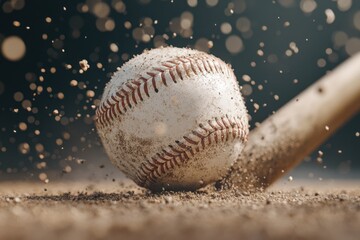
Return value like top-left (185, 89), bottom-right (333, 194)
top-left (0, 179), bottom-right (359, 240)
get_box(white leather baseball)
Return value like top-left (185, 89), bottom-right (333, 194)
top-left (96, 47), bottom-right (249, 191)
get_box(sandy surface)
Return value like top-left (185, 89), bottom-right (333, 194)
top-left (0, 180), bottom-right (359, 240)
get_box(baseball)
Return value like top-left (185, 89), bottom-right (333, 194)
top-left (95, 47), bottom-right (249, 191)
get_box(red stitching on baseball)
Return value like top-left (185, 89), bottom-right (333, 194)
top-left (183, 136), bottom-right (198, 145)
top-left (114, 92), bottom-right (123, 110)
top-left (125, 83), bottom-right (137, 105)
top-left (95, 54), bottom-right (232, 127)
top-left (175, 65), bottom-right (183, 80)
top-left (134, 115), bottom-right (248, 188)
top-left (188, 59), bottom-right (198, 74)
top-left (160, 72), bottom-right (167, 86)
top-left (169, 70), bottom-right (177, 83)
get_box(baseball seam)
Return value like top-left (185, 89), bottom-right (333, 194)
top-left (95, 54), bottom-right (233, 127)
top-left (135, 115), bottom-right (248, 188)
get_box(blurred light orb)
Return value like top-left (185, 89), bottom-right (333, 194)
top-left (110, 43), bottom-right (119, 52)
top-left (354, 11), bottom-right (360, 31)
top-left (194, 38), bottom-right (211, 53)
top-left (180, 11), bottom-right (193, 30)
top-left (241, 84), bottom-right (253, 96)
top-left (337, 0), bottom-right (352, 12)
top-left (317, 58), bottom-right (327, 68)
top-left (96, 18), bottom-right (115, 32)
top-left (187, 0), bottom-right (198, 7)
top-left (18, 142), bottom-right (30, 154)
top-left (11, 0), bottom-right (25, 10)
top-left (236, 17), bottom-right (251, 33)
top-left (124, 21), bottom-right (132, 29)
top-left (220, 22), bottom-right (232, 34)
top-left (225, 35), bottom-right (244, 54)
top-left (206, 0), bottom-right (218, 7)
top-left (153, 35), bottom-right (167, 48)
top-left (345, 38), bottom-right (360, 56)
top-left (104, 18), bottom-right (115, 31)
top-left (18, 122), bottom-right (27, 131)
top-left (2, 0), bottom-right (25, 13)
top-left (143, 17), bottom-right (153, 26)
top-left (112, 0), bottom-right (126, 13)
top-left (277, 0), bottom-right (295, 8)
top-left (300, 0), bottom-right (317, 13)
top-left (333, 31), bottom-right (348, 48)
top-left (1, 36), bottom-right (26, 61)
top-left (14, 91), bottom-right (24, 102)
top-left (142, 34), bottom-right (151, 43)
top-left (232, 0), bottom-right (246, 14)
top-left (92, 2), bottom-right (110, 18)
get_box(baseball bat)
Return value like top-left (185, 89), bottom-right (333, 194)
top-left (218, 53), bottom-right (360, 191)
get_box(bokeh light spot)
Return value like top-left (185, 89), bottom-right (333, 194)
top-left (1, 36), bottom-right (26, 61)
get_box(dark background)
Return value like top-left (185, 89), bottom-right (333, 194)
top-left (0, 0), bottom-right (359, 181)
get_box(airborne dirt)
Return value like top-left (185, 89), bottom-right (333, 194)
top-left (0, 180), bottom-right (359, 240)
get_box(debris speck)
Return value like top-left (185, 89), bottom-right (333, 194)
top-left (79, 59), bottom-right (90, 71)
top-left (318, 151), bottom-right (323, 157)
top-left (325, 9), bottom-right (335, 24)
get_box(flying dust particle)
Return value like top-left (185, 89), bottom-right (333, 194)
top-left (18, 143), bottom-right (30, 154)
top-left (325, 9), bottom-right (335, 24)
top-left (63, 165), bottom-right (72, 173)
top-left (318, 150), bottom-right (324, 157)
top-left (70, 80), bottom-right (78, 87)
top-left (253, 103), bottom-right (260, 112)
top-left (13, 21), bottom-right (21, 27)
top-left (36, 162), bottom-right (46, 169)
top-left (79, 59), bottom-right (90, 71)
top-left (242, 74), bottom-right (251, 82)
top-left (86, 90), bottom-right (95, 98)
top-left (38, 173), bottom-right (49, 183)
top-left (18, 122), bottom-right (27, 131)
top-left (76, 159), bottom-right (86, 164)
top-left (110, 43), bottom-right (119, 52)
